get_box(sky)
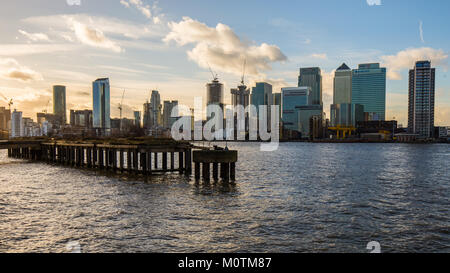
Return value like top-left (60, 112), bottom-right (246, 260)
top-left (0, 0), bottom-right (449, 126)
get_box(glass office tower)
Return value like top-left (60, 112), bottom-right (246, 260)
top-left (408, 61), bottom-right (435, 138)
top-left (281, 87), bottom-right (312, 132)
top-left (298, 67), bottom-right (323, 105)
top-left (352, 63), bottom-right (387, 120)
top-left (53, 85), bottom-right (66, 124)
top-left (92, 78), bottom-right (111, 134)
top-left (251, 82), bottom-right (273, 126)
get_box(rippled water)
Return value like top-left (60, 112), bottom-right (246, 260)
top-left (0, 143), bottom-right (449, 253)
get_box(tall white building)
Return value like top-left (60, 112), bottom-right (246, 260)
top-left (333, 63), bottom-right (352, 105)
top-left (11, 109), bottom-right (23, 138)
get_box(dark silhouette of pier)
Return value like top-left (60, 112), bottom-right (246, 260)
top-left (1, 138), bottom-right (237, 181)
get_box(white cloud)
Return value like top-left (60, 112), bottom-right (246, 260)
top-left (164, 17), bottom-right (287, 77)
top-left (0, 58), bottom-right (43, 82)
top-left (121, 0), bottom-right (152, 19)
top-left (18, 30), bottom-right (50, 42)
top-left (23, 14), bottom-right (164, 41)
top-left (419, 21), bottom-right (425, 43)
top-left (311, 53), bottom-right (327, 60)
top-left (70, 19), bottom-right (122, 53)
top-left (380, 47), bottom-right (448, 80)
top-left (366, 0), bottom-right (381, 6)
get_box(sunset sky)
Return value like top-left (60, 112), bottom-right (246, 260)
top-left (0, 0), bottom-right (449, 126)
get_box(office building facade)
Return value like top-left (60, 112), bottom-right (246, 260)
top-left (92, 78), bottom-right (111, 134)
top-left (298, 67), bottom-right (323, 105)
top-left (143, 90), bottom-right (162, 130)
top-left (352, 63), bottom-right (386, 120)
top-left (11, 109), bottom-right (23, 138)
top-left (251, 82), bottom-right (273, 126)
top-left (70, 110), bottom-right (93, 128)
top-left (408, 61), bottom-right (436, 138)
top-left (207, 79), bottom-right (224, 108)
top-left (163, 100), bottom-right (179, 129)
top-left (53, 85), bottom-right (67, 124)
top-left (333, 63), bottom-right (352, 105)
top-left (281, 87), bottom-right (312, 131)
top-left (330, 103), bottom-right (364, 127)
top-left (298, 105), bottom-right (323, 137)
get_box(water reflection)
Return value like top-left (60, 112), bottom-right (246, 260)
top-left (0, 143), bottom-right (449, 253)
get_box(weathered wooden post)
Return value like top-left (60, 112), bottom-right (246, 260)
top-left (162, 152), bottom-right (168, 171)
top-left (179, 151), bottom-right (184, 174)
top-left (230, 162), bottom-right (236, 181)
top-left (86, 147), bottom-right (92, 168)
top-left (186, 149), bottom-right (192, 175)
top-left (133, 149), bottom-right (139, 173)
top-left (195, 162), bottom-right (201, 180)
top-left (193, 150), bottom-right (237, 182)
top-left (98, 148), bottom-right (104, 169)
top-left (112, 149), bottom-right (118, 171)
top-left (170, 152), bottom-right (175, 171)
top-left (213, 163), bottom-right (219, 181)
top-left (127, 149), bottom-right (132, 172)
top-left (154, 152), bottom-right (158, 170)
top-left (202, 163), bottom-right (210, 181)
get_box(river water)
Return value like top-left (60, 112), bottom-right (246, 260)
top-left (0, 143), bottom-right (449, 253)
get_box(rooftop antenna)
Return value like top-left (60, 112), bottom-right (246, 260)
top-left (241, 59), bottom-right (247, 85)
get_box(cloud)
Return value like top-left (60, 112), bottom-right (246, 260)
top-left (380, 47), bottom-right (448, 80)
top-left (23, 14), bottom-right (164, 41)
top-left (70, 19), bottom-right (122, 53)
top-left (366, 0), bottom-right (381, 6)
top-left (311, 53), bottom-right (327, 60)
top-left (419, 21), bottom-right (425, 43)
top-left (0, 58), bottom-right (43, 82)
top-left (18, 30), bottom-right (50, 42)
top-left (164, 17), bottom-right (287, 77)
top-left (120, 0), bottom-right (152, 19)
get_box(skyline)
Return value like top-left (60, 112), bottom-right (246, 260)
top-left (0, 0), bottom-right (449, 126)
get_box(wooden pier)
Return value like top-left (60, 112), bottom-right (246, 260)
top-left (1, 139), bottom-right (237, 181)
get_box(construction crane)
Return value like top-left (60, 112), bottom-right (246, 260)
top-left (207, 62), bottom-right (218, 81)
top-left (1, 93), bottom-right (13, 111)
top-left (42, 99), bottom-right (50, 113)
top-left (118, 89), bottom-right (126, 131)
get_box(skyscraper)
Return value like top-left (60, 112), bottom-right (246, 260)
top-left (333, 63), bottom-right (352, 105)
top-left (352, 63), bottom-right (386, 120)
top-left (0, 107), bottom-right (11, 132)
top-left (281, 87), bottom-right (312, 132)
top-left (251, 82), bottom-right (273, 127)
top-left (231, 84), bottom-right (250, 109)
top-left (53, 85), bottom-right (66, 124)
top-left (143, 90), bottom-right (162, 130)
top-left (273, 93), bottom-right (282, 122)
top-left (408, 60), bottom-right (436, 138)
top-left (11, 109), bottom-right (22, 138)
top-left (134, 111), bottom-right (141, 128)
top-left (163, 100), bottom-right (178, 129)
top-left (92, 78), bottom-right (111, 134)
top-left (206, 78), bottom-right (224, 108)
top-left (298, 67), bottom-right (323, 105)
